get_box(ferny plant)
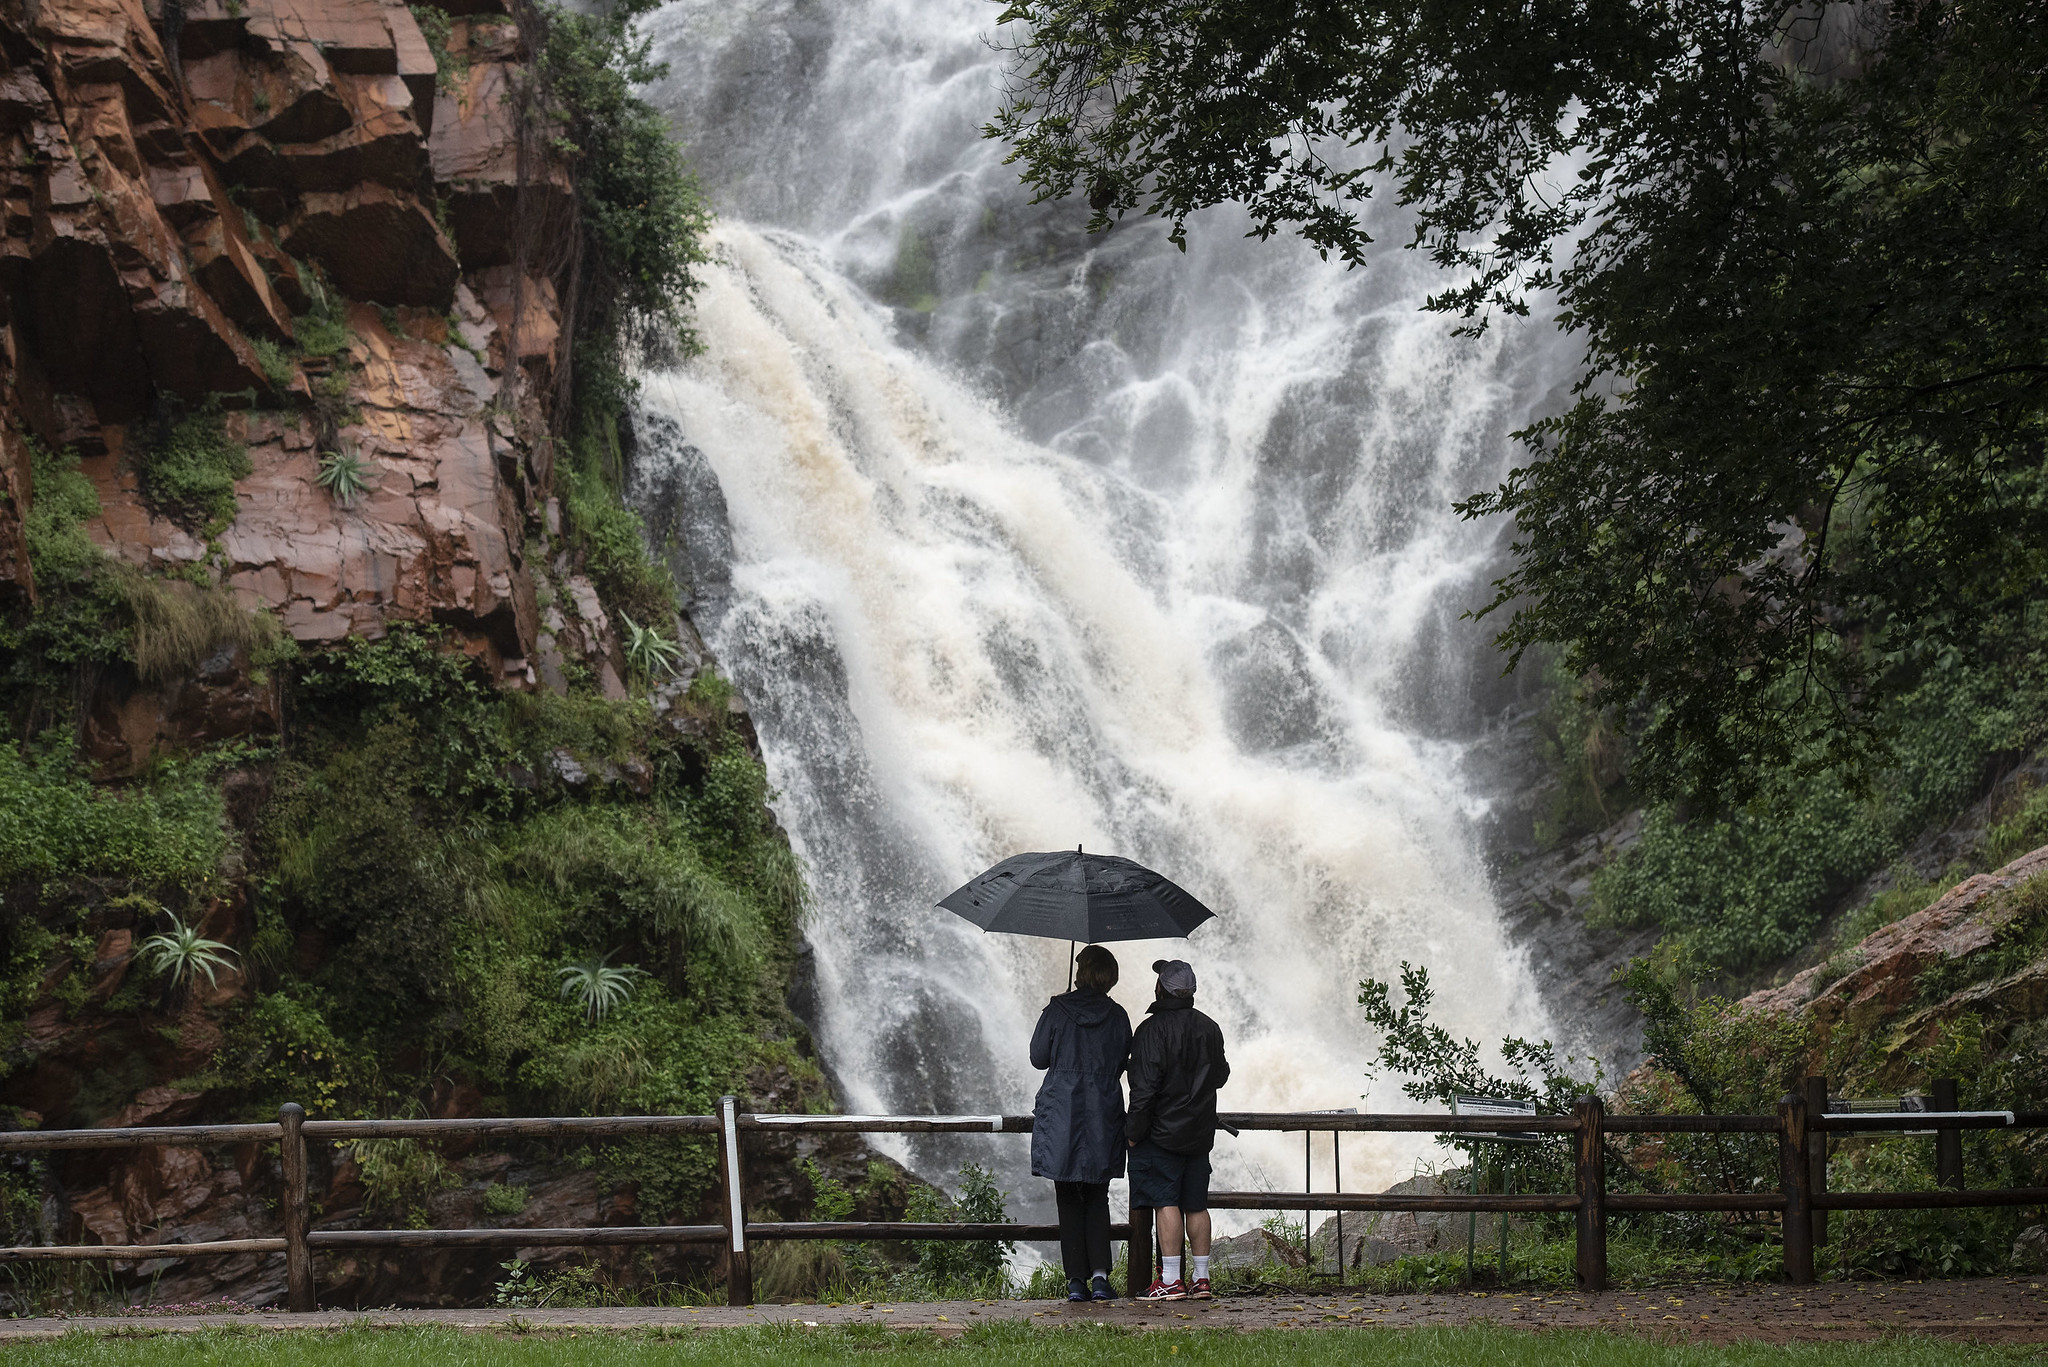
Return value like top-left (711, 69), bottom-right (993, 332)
top-left (316, 448), bottom-right (372, 507)
top-left (620, 613), bottom-right (683, 681)
top-left (139, 913), bottom-right (237, 993)
top-left (556, 949), bottom-right (646, 1023)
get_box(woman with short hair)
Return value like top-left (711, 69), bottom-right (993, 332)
top-left (1029, 944), bottom-right (1132, 1302)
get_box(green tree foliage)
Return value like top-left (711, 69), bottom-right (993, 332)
top-left (906, 1164), bottom-right (1013, 1294)
top-left (531, 0), bottom-right (713, 406)
top-left (990, 0), bottom-right (2048, 802)
top-left (1593, 656), bottom-right (2037, 973)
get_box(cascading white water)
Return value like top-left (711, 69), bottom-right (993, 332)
top-left (633, 0), bottom-right (1579, 1213)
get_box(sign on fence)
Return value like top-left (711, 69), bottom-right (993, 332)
top-left (1453, 1095), bottom-right (1544, 1144)
top-left (1827, 1094), bottom-right (1935, 1137)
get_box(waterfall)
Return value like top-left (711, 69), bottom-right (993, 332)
top-left (632, 0), bottom-right (1580, 1210)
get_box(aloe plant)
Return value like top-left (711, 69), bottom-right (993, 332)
top-left (316, 448), bottom-right (372, 507)
top-left (620, 613), bottom-right (683, 681)
top-left (139, 913), bottom-right (237, 992)
top-left (556, 950), bottom-right (647, 1024)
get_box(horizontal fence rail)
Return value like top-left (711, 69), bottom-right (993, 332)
top-left (1, 1082), bottom-right (2042, 1307)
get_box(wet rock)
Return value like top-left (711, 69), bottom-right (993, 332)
top-left (0, 421), bottom-right (32, 610)
top-left (283, 183), bottom-right (459, 306)
top-left (80, 647), bottom-right (285, 777)
top-left (1207, 1225), bottom-right (1307, 1276)
top-left (2016, 1223), bottom-right (2048, 1272)
top-left (429, 61), bottom-right (571, 268)
top-left (1738, 843), bottom-right (2048, 1086)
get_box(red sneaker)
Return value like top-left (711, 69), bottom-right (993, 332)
top-left (1141, 1278), bottom-right (1188, 1302)
top-left (1189, 1278), bottom-right (1213, 1300)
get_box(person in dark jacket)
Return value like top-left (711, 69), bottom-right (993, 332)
top-left (1030, 944), bottom-right (1133, 1302)
top-left (1125, 957), bottom-right (1228, 1302)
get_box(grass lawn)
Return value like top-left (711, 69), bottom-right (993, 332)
top-left (9, 1324), bottom-right (2043, 1366)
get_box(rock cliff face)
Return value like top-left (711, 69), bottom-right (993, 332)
top-left (1739, 843), bottom-right (2048, 1088)
top-left (0, 0), bottom-right (918, 1311)
top-left (1, 0), bottom-right (603, 720)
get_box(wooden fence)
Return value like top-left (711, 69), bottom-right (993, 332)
top-left (2, 1083), bottom-right (2043, 1308)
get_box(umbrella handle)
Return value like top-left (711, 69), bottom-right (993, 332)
top-left (1067, 940), bottom-right (1075, 993)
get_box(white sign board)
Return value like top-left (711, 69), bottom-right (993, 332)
top-left (1452, 1094), bottom-right (1544, 1144)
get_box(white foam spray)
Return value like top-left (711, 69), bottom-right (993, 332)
top-left (634, 0), bottom-right (1576, 1217)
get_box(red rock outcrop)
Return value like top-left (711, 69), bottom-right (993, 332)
top-left (0, 0), bottom-right (634, 761)
top-left (1739, 844), bottom-right (2048, 1088)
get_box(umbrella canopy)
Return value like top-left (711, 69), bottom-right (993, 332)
top-left (937, 848), bottom-right (1216, 943)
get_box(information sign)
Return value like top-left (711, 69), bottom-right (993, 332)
top-left (1452, 1094), bottom-right (1544, 1144)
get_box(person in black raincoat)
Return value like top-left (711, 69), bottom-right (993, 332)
top-left (1029, 944), bottom-right (1133, 1302)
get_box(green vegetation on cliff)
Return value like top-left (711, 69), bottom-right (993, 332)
top-left (529, 0), bottom-right (713, 409)
top-left (1586, 642), bottom-right (2048, 975)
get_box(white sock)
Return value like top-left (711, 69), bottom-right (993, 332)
top-left (1162, 1256), bottom-right (1182, 1283)
top-left (1091, 1270), bottom-right (1108, 1281)
top-left (1191, 1255), bottom-right (1209, 1280)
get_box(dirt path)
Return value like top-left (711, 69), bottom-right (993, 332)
top-left (4, 1279), bottom-right (2045, 1344)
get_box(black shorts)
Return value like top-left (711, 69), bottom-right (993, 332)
top-left (1127, 1139), bottom-right (1210, 1212)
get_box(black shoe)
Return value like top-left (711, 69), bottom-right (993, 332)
top-left (1091, 1275), bottom-right (1114, 1301)
top-left (1067, 1280), bottom-right (1088, 1302)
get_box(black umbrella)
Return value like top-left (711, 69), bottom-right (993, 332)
top-left (938, 847), bottom-right (1216, 986)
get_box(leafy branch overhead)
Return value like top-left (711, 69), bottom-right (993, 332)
top-left (990, 0), bottom-right (2048, 802)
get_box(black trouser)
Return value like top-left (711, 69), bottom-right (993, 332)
top-left (1054, 1181), bottom-right (1112, 1284)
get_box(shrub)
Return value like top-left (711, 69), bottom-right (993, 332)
top-left (213, 987), bottom-right (390, 1116)
top-left (350, 1136), bottom-right (457, 1224)
top-left (293, 627), bottom-right (513, 811)
top-left (0, 738), bottom-right (228, 891)
top-left (266, 723), bottom-right (483, 1038)
top-left (139, 409), bottom-right (251, 530)
top-left (249, 336), bottom-right (296, 392)
top-left (483, 1182), bottom-right (530, 1217)
top-left (1594, 662), bottom-right (2034, 976)
top-left (908, 1164), bottom-right (1012, 1294)
top-left (21, 440), bottom-right (100, 586)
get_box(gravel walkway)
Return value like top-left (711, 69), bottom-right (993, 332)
top-left (4, 1279), bottom-right (2045, 1344)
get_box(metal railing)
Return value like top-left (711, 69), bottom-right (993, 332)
top-left (2, 1082), bottom-right (2043, 1307)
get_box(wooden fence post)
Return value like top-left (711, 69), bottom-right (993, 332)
top-left (1126, 1206), bottom-right (1152, 1298)
top-left (1778, 1092), bottom-right (1814, 1285)
top-left (1804, 1076), bottom-right (1830, 1247)
top-left (278, 1103), bottom-right (315, 1312)
top-left (1932, 1077), bottom-right (1964, 1189)
top-left (1573, 1094), bottom-right (1607, 1292)
top-left (719, 1095), bottom-right (753, 1306)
